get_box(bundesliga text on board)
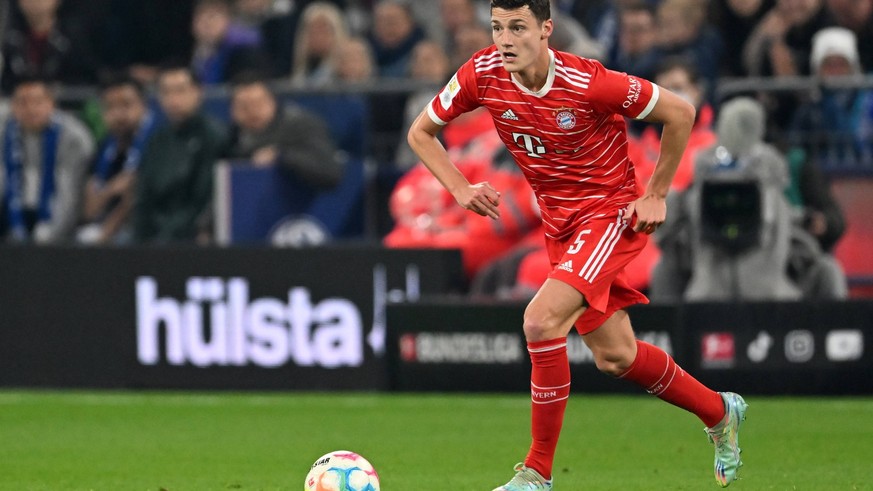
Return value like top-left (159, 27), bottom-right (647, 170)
top-left (400, 331), bottom-right (672, 365)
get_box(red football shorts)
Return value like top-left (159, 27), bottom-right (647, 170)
top-left (546, 209), bottom-right (650, 334)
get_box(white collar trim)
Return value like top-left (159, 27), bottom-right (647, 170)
top-left (511, 49), bottom-right (555, 98)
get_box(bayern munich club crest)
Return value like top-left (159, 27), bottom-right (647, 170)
top-left (554, 108), bottom-right (576, 130)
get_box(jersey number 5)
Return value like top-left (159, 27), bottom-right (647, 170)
top-left (566, 229), bottom-right (592, 255)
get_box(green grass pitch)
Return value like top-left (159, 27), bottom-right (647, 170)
top-left (1, 391), bottom-right (871, 490)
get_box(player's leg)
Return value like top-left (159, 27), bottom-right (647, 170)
top-left (522, 278), bottom-right (586, 470)
top-left (493, 278), bottom-right (585, 491)
top-left (585, 310), bottom-right (724, 422)
top-left (584, 310), bottom-right (747, 487)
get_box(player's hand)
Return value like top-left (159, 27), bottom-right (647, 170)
top-left (455, 182), bottom-right (501, 219)
top-left (626, 194), bottom-right (666, 234)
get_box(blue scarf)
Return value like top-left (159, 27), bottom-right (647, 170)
top-left (93, 111), bottom-right (155, 182)
top-left (193, 44), bottom-right (232, 85)
top-left (3, 117), bottom-right (61, 240)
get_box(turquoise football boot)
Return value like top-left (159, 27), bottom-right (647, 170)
top-left (705, 392), bottom-right (749, 487)
top-left (492, 463), bottom-right (552, 490)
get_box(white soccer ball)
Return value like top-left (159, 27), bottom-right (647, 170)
top-left (304, 450), bottom-right (380, 491)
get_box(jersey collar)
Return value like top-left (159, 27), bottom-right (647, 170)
top-left (510, 49), bottom-right (556, 98)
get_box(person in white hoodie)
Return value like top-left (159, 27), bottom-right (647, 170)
top-left (789, 26), bottom-right (873, 168)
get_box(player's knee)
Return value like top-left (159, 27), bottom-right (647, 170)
top-left (592, 348), bottom-right (634, 377)
top-left (522, 311), bottom-right (563, 342)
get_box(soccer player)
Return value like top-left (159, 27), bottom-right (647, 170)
top-left (406, 1), bottom-right (748, 489)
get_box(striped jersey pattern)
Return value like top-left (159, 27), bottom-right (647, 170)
top-left (428, 46), bottom-right (659, 241)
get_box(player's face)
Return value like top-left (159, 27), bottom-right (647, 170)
top-left (491, 7), bottom-right (551, 74)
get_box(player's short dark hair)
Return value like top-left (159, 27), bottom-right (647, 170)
top-left (99, 72), bottom-right (147, 100)
top-left (490, 0), bottom-right (550, 24)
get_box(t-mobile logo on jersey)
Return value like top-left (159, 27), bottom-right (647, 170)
top-left (512, 132), bottom-right (546, 158)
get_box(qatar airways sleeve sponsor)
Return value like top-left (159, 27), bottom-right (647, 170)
top-left (586, 61), bottom-right (658, 120)
top-left (632, 81), bottom-right (659, 120)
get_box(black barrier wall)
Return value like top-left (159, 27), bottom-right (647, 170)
top-left (387, 300), bottom-right (873, 395)
top-left (0, 245), bottom-right (464, 390)
top-left (2, 245), bottom-right (871, 395)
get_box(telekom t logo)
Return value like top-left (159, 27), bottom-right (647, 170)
top-left (512, 132), bottom-right (546, 158)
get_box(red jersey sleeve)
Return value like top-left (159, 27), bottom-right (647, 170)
top-left (427, 57), bottom-right (481, 126)
top-left (584, 60), bottom-right (660, 120)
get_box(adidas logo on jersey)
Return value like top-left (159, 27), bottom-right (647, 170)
top-left (558, 260), bottom-right (573, 273)
top-left (501, 109), bottom-right (519, 120)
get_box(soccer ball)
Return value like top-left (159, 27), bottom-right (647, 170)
top-left (304, 450), bottom-right (380, 491)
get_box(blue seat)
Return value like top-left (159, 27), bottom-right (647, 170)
top-left (217, 158), bottom-right (367, 245)
top-left (282, 93), bottom-right (368, 160)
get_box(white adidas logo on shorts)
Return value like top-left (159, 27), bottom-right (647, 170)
top-left (558, 260), bottom-right (573, 273)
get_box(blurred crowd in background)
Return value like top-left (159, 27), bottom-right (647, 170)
top-left (1, 0), bottom-right (872, 301)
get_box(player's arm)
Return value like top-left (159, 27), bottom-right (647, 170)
top-left (640, 88), bottom-right (695, 199)
top-left (628, 88), bottom-right (695, 234)
top-left (407, 109), bottom-right (501, 219)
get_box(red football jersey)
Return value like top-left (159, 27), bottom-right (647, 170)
top-left (427, 46), bottom-right (659, 241)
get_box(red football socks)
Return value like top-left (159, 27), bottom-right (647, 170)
top-left (523, 337), bottom-right (571, 480)
top-left (619, 340), bottom-right (725, 427)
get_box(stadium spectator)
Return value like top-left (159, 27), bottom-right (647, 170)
top-left (2, 0), bottom-right (99, 94)
top-left (437, 0), bottom-right (484, 57)
top-left (788, 27), bottom-right (873, 169)
top-left (408, 2), bottom-right (747, 489)
top-left (77, 75), bottom-right (156, 245)
top-left (0, 76), bottom-right (94, 244)
top-left (785, 147), bottom-right (847, 255)
top-left (290, 1), bottom-right (350, 85)
top-left (548, 0), bottom-right (605, 60)
top-left (395, 40), bottom-right (453, 170)
top-left (449, 22), bottom-right (493, 71)
top-left (650, 96), bottom-right (847, 302)
top-left (190, 0), bottom-right (269, 85)
top-left (331, 36), bottom-right (376, 83)
top-left (367, 1), bottom-right (425, 161)
top-left (225, 73), bottom-right (344, 188)
top-left (134, 66), bottom-right (227, 244)
top-left (650, 97), bottom-right (793, 301)
top-left (742, 0), bottom-right (831, 131)
top-left (654, 0), bottom-right (724, 99)
top-left (368, 0), bottom-right (426, 78)
top-left (709, 0), bottom-right (775, 77)
top-left (314, 35), bottom-right (372, 161)
top-left (564, 0), bottom-right (619, 59)
top-left (823, 0), bottom-right (873, 79)
top-left (233, 0), bottom-right (298, 76)
top-left (743, 0), bottom-right (829, 77)
top-left (608, 0), bottom-right (661, 81)
top-left (782, 144), bottom-right (848, 299)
